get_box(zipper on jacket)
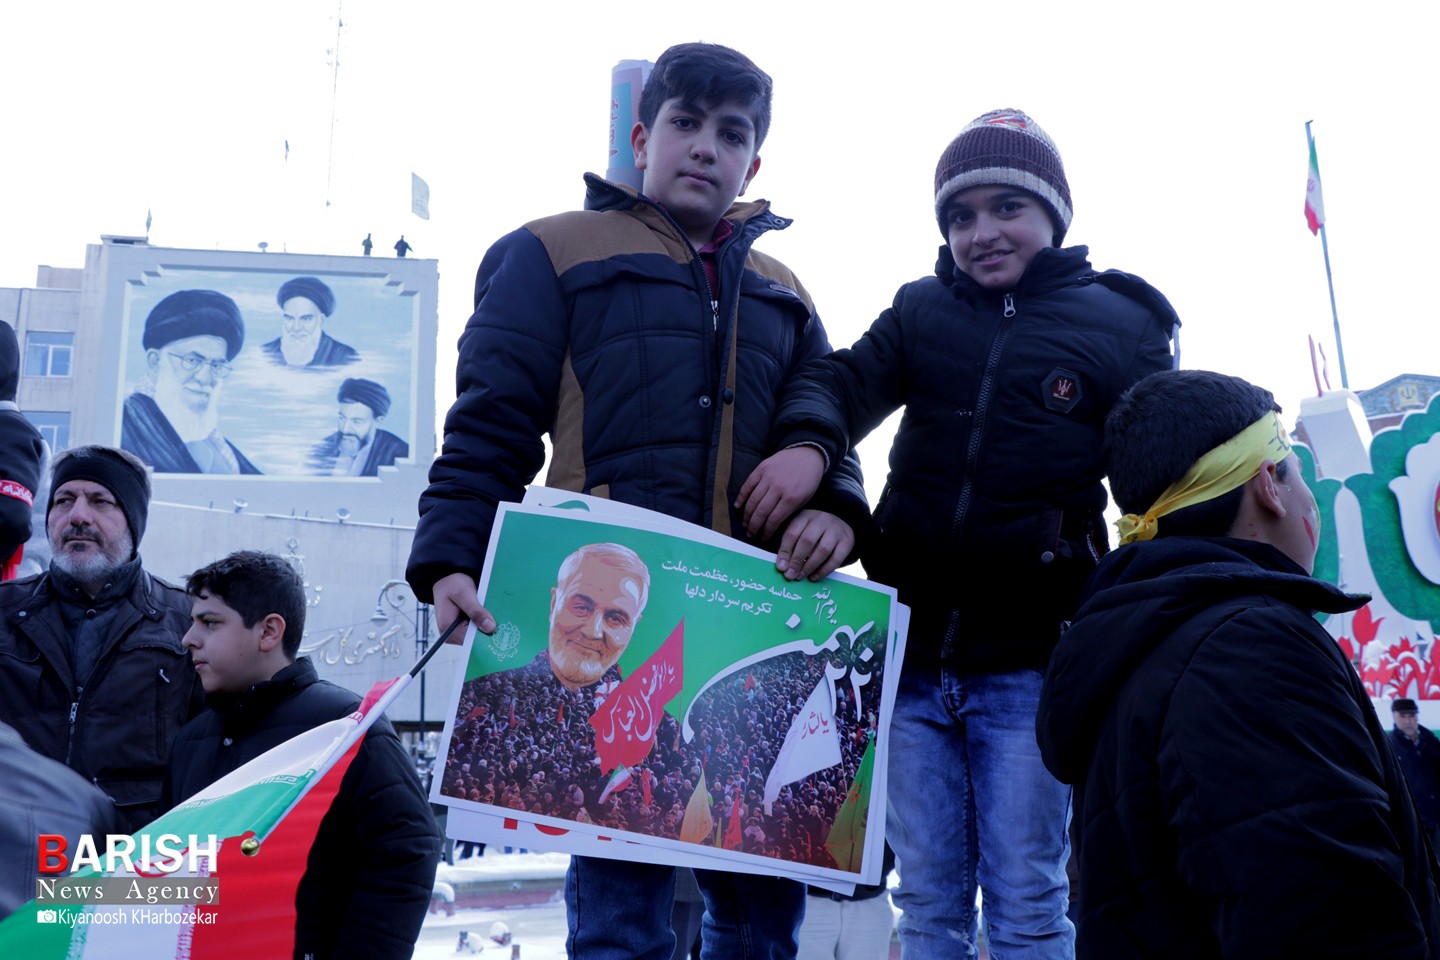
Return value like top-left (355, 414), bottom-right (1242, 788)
top-left (646, 200), bottom-right (719, 327)
top-left (942, 296), bottom-right (1018, 652)
top-left (65, 685), bottom-right (83, 766)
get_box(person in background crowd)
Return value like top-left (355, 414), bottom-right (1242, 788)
top-left (0, 444), bottom-right (201, 831)
top-left (0, 320), bottom-right (44, 578)
top-left (167, 550), bottom-right (438, 959)
top-left (1391, 698), bottom-right (1440, 852)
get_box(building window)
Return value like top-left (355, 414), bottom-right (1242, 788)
top-left (25, 331), bottom-right (74, 377)
top-left (25, 412), bottom-right (70, 450)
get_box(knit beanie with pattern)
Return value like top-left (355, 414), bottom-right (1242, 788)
top-left (933, 109), bottom-right (1072, 245)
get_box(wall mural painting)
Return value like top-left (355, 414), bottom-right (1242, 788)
top-left (117, 269), bottom-right (416, 478)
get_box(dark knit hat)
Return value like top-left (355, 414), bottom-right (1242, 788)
top-left (337, 377), bottom-right (392, 417)
top-left (934, 109), bottom-right (1072, 245)
top-left (277, 276), bottom-right (336, 317)
top-left (1393, 698), bottom-right (1420, 714)
top-left (142, 290), bottom-right (245, 361)
top-left (49, 446), bottom-right (150, 551)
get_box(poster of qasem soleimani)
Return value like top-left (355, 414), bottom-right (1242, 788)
top-left (432, 492), bottom-right (907, 886)
top-left (115, 267), bottom-right (416, 477)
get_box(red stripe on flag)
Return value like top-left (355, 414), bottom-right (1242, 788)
top-left (359, 678), bottom-right (399, 715)
top-left (188, 737), bottom-right (364, 955)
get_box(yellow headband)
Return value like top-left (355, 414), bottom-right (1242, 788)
top-left (1115, 411), bottom-right (1293, 545)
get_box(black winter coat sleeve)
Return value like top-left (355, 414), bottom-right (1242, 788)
top-left (407, 229), bottom-right (568, 601)
top-left (770, 293), bottom-right (911, 470)
top-left (0, 411), bottom-right (44, 560)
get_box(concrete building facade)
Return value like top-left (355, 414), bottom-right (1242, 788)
top-left (2, 237), bottom-right (462, 744)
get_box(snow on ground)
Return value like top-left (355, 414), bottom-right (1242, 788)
top-left (415, 850), bottom-right (570, 959)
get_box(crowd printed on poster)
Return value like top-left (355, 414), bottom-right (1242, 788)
top-left (431, 491), bottom-right (907, 886)
top-left (1298, 392), bottom-right (1440, 712)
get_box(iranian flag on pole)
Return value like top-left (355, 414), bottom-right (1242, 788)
top-left (1305, 133), bottom-right (1326, 235)
top-left (0, 676), bottom-right (408, 959)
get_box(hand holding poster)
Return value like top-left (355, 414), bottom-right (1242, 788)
top-left (431, 490), bottom-right (907, 886)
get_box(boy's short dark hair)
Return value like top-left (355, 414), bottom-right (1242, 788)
top-left (638, 42), bottom-right (773, 151)
top-left (1106, 370), bottom-right (1283, 538)
top-left (186, 550), bottom-right (307, 658)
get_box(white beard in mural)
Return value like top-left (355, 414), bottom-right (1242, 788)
top-left (149, 335), bottom-right (226, 443)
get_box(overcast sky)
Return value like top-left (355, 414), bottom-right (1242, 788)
top-left (5, 1), bottom-right (1433, 502)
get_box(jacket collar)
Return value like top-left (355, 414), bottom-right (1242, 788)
top-left (580, 173), bottom-right (786, 246)
top-left (936, 243), bottom-right (1093, 298)
top-left (47, 555), bottom-right (143, 606)
top-left (208, 657), bottom-right (319, 739)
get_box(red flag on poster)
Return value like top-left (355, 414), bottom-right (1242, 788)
top-left (724, 786), bottom-right (744, 849)
top-left (590, 619), bottom-right (685, 772)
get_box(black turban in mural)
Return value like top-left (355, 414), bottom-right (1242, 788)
top-left (142, 289), bottom-right (245, 361)
top-left (337, 377), bottom-right (392, 417)
top-left (276, 276), bottom-right (336, 316)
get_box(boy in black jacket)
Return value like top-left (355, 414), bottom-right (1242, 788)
top-left (739, 109), bottom-right (1177, 958)
top-left (167, 551), bottom-right (438, 960)
top-left (1037, 370), bottom-right (1440, 957)
top-left (408, 42), bottom-right (869, 959)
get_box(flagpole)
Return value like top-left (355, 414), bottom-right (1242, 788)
top-left (246, 614), bottom-right (469, 852)
top-left (1307, 120), bottom-right (1349, 389)
top-left (364, 614), bottom-right (468, 720)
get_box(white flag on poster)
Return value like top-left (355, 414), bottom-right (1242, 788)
top-left (763, 674), bottom-right (842, 814)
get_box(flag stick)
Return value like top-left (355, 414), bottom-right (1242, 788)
top-left (249, 614), bottom-right (469, 851)
top-left (1307, 120), bottom-right (1349, 389)
top-left (364, 614), bottom-right (468, 720)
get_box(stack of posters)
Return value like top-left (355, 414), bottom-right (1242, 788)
top-left (433, 488), bottom-right (908, 890)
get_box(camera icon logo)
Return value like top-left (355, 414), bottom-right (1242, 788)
top-left (36, 909), bottom-right (58, 923)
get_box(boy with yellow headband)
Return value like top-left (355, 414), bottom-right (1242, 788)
top-left (1037, 369), bottom-right (1440, 957)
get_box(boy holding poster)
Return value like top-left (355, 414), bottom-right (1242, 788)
top-left (407, 42), bottom-right (869, 960)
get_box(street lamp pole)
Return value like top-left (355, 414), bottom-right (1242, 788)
top-left (371, 579), bottom-right (434, 766)
top-left (416, 598), bottom-right (430, 752)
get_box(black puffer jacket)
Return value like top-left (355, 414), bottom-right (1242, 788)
top-left (166, 658), bottom-right (439, 960)
top-left (408, 175), bottom-right (869, 599)
top-left (774, 245), bottom-right (1176, 671)
top-left (0, 563), bottom-right (200, 832)
top-left (1038, 537), bottom-right (1440, 959)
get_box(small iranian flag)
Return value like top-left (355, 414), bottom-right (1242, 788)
top-left (1305, 131), bottom-right (1326, 235)
top-left (598, 763), bottom-right (633, 804)
top-left (0, 676), bottom-right (409, 958)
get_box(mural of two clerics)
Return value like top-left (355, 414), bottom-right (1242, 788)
top-left (119, 270), bottom-right (414, 477)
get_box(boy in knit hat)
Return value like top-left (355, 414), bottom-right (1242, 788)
top-left (738, 109), bottom-right (1179, 958)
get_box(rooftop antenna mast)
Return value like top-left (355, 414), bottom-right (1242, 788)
top-left (324, 2), bottom-right (344, 208)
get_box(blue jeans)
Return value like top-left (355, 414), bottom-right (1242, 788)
top-left (566, 856), bottom-right (805, 959)
top-left (886, 666), bottom-right (1074, 959)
